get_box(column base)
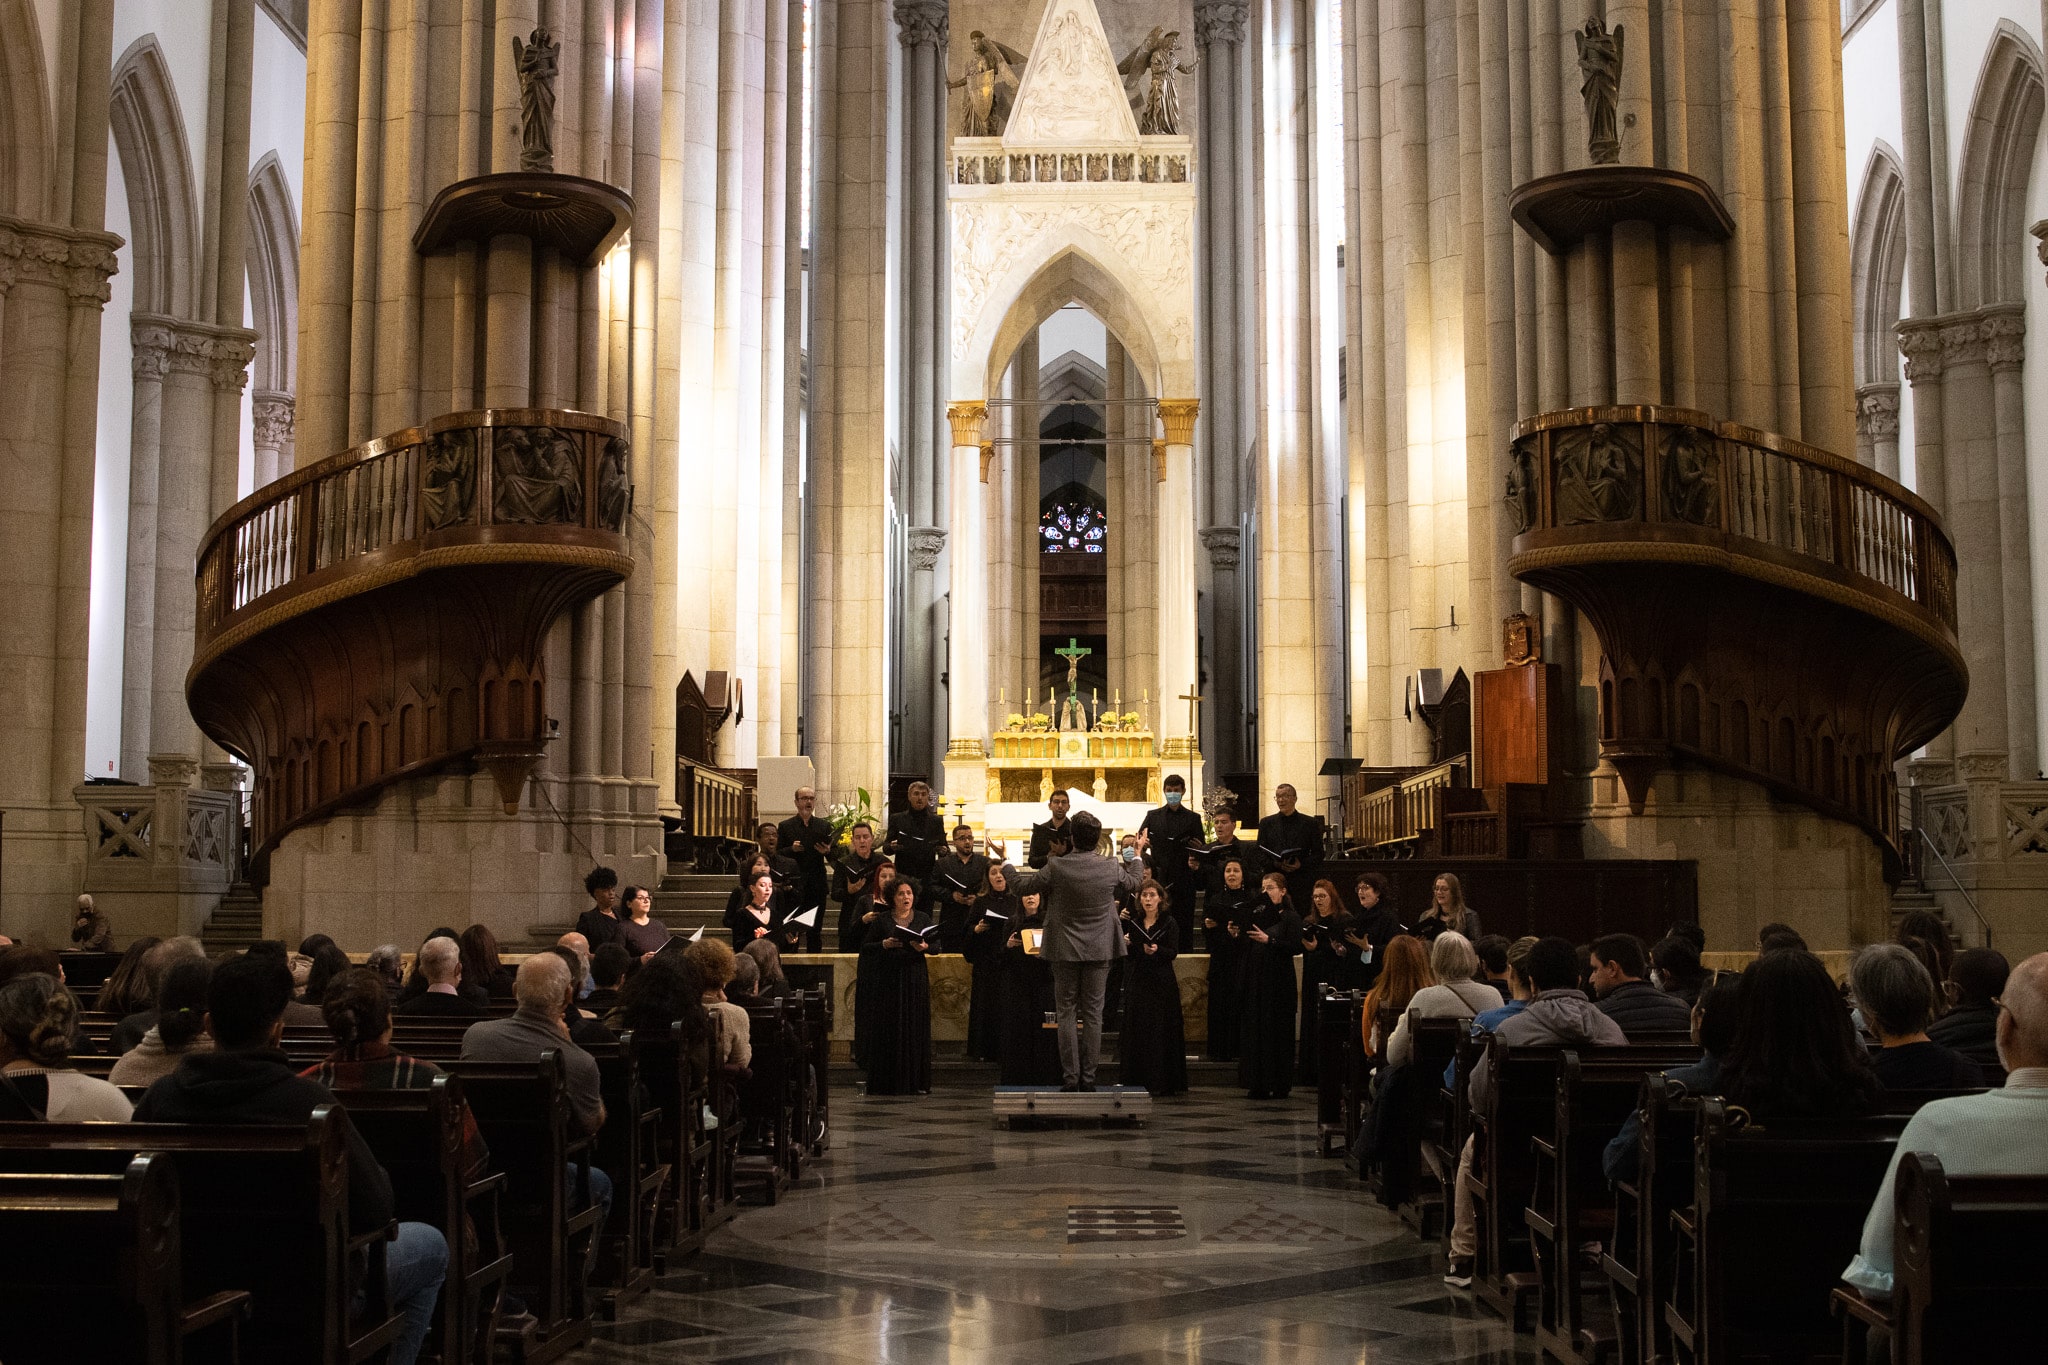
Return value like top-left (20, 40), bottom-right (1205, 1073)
top-left (940, 751), bottom-right (990, 833)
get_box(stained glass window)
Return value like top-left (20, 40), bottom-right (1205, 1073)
top-left (1040, 501), bottom-right (1107, 553)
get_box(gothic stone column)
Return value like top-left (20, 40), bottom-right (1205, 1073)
top-left (1157, 400), bottom-right (1202, 797)
top-left (251, 390), bottom-right (295, 489)
top-left (1855, 382), bottom-right (1900, 483)
top-left (945, 402), bottom-right (989, 760)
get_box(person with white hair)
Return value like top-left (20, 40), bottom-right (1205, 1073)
top-left (392, 936), bottom-right (484, 1018)
top-left (1384, 932), bottom-right (1503, 1067)
top-left (1843, 952), bottom-right (2048, 1302)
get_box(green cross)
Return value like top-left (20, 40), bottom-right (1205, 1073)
top-left (1055, 637), bottom-right (1092, 698)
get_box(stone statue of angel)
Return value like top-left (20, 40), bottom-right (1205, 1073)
top-left (949, 30), bottom-right (1028, 137)
top-left (1573, 17), bottom-right (1623, 165)
top-left (1119, 27), bottom-right (1198, 135)
top-left (512, 26), bottom-right (561, 172)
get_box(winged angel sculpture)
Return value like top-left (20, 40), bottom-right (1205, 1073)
top-left (1118, 27), bottom-right (1197, 135)
top-left (949, 30), bottom-right (1028, 137)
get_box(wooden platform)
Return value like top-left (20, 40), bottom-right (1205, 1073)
top-left (992, 1086), bottom-right (1152, 1129)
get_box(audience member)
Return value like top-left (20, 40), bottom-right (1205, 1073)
top-left (246, 941), bottom-right (325, 1025)
top-left (69, 894), bottom-right (113, 951)
top-left (576, 866), bottom-right (624, 954)
top-left (602, 955), bottom-right (712, 1074)
top-left (1664, 920), bottom-right (1707, 953)
top-left (396, 928), bottom-right (488, 1008)
top-left (0, 973), bottom-right (132, 1120)
top-left (556, 931), bottom-right (595, 1000)
top-left (1602, 973), bottom-right (1742, 1182)
top-left (1843, 952), bottom-right (2048, 1302)
top-left (1927, 947), bottom-right (2010, 1085)
top-left (546, 946), bottom-right (616, 1049)
top-left (1385, 933), bottom-right (1499, 1066)
top-left (1850, 943), bottom-right (1984, 1091)
top-left (1361, 934), bottom-right (1431, 1059)
top-left (391, 936), bottom-right (487, 1018)
top-left (741, 939), bottom-right (792, 1000)
top-left (135, 954), bottom-right (447, 1365)
top-left (1717, 949), bottom-right (1880, 1120)
top-left (107, 936), bottom-right (205, 1053)
top-left (108, 957), bottom-right (215, 1087)
top-left (365, 944), bottom-right (406, 991)
top-left (300, 941), bottom-right (353, 1005)
top-left (727, 954), bottom-right (763, 1006)
top-left (1649, 933), bottom-right (1709, 1007)
top-left (1470, 934), bottom-right (1512, 1002)
top-left (458, 925), bottom-right (515, 1000)
top-left (93, 934), bottom-right (164, 1017)
top-left (1755, 922), bottom-right (1808, 955)
top-left (1589, 933), bottom-right (1695, 1034)
top-left (684, 937), bottom-right (752, 1070)
top-left (1891, 909), bottom-right (1956, 1017)
top-left (586, 943), bottom-right (631, 1014)
top-left (0, 944), bottom-right (65, 989)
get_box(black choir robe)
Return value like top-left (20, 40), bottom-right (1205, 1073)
top-left (1138, 801), bottom-right (1204, 944)
top-left (963, 888), bottom-right (1014, 1060)
top-left (996, 909), bottom-right (1060, 1085)
top-left (832, 851), bottom-right (887, 950)
top-left (884, 805), bottom-right (947, 897)
top-left (856, 912), bottom-right (933, 1095)
top-left (723, 894), bottom-right (790, 951)
top-left (1119, 913), bottom-right (1188, 1096)
top-left (1026, 816), bottom-right (1073, 868)
top-left (1296, 909), bottom-right (1358, 1082)
top-left (929, 851), bottom-right (990, 952)
top-left (1255, 809), bottom-right (1324, 909)
top-left (1236, 900), bottom-right (1304, 1098)
top-left (1202, 882), bottom-right (1256, 1062)
top-left (1347, 904), bottom-right (1407, 990)
top-left (776, 814), bottom-right (835, 932)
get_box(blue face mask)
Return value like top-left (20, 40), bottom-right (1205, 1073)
top-left (1165, 791), bottom-right (1182, 805)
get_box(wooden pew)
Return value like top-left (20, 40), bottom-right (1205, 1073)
top-left (1831, 1154), bottom-right (2048, 1365)
top-left (589, 1034), bottom-right (671, 1306)
top-left (1524, 1046), bottom-right (1699, 1364)
top-left (1665, 1099), bottom-right (1909, 1365)
top-left (333, 1075), bottom-right (515, 1365)
top-left (735, 998), bottom-right (799, 1200)
top-left (798, 986), bottom-right (832, 1152)
top-left (628, 1023), bottom-right (725, 1263)
top-left (1404, 1014), bottom-right (1470, 1238)
top-left (1314, 985), bottom-right (1359, 1155)
top-left (434, 1054), bottom-right (602, 1364)
top-left (1601, 1073), bottom-right (1703, 1365)
top-left (0, 1109), bottom-right (404, 1364)
top-left (0, 1153), bottom-right (252, 1365)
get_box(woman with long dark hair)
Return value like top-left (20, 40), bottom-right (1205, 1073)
top-left (300, 942), bottom-right (353, 1006)
top-left (1296, 878), bottom-right (1356, 1082)
top-left (858, 879), bottom-right (933, 1095)
top-left (1119, 878), bottom-right (1187, 1096)
top-left (1417, 873), bottom-right (1481, 942)
top-left (964, 862), bottom-right (1017, 1061)
top-left (1718, 950), bottom-right (1881, 1121)
top-left (1237, 871), bottom-right (1304, 1099)
top-left (459, 925), bottom-right (516, 1000)
top-left (93, 936), bottom-right (162, 1018)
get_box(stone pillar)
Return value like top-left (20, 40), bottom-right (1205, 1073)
top-left (1935, 315), bottom-right (2009, 772)
top-left (251, 390), bottom-right (294, 489)
top-left (1194, 0), bottom-right (1251, 772)
top-left (1157, 401), bottom-right (1201, 794)
top-left (1855, 382), bottom-right (1900, 482)
top-left (1983, 306), bottom-right (2037, 779)
top-left (945, 402), bottom-right (989, 759)
top-left (1897, 319), bottom-right (1950, 764)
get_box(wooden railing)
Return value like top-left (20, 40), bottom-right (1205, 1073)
top-left (1347, 758), bottom-right (1470, 850)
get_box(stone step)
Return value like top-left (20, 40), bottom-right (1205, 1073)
top-left (201, 886), bottom-right (266, 952)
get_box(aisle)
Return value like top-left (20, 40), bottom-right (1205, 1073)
top-left (581, 1086), bottom-right (1539, 1363)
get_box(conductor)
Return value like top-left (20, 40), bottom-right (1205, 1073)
top-left (1005, 813), bottom-right (1147, 1091)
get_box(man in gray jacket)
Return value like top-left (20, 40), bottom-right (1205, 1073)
top-left (1006, 812), bottom-right (1147, 1091)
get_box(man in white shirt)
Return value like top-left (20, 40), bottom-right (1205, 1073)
top-left (1842, 951), bottom-right (2048, 1299)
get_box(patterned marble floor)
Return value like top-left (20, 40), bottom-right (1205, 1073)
top-left (578, 1085), bottom-right (1539, 1364)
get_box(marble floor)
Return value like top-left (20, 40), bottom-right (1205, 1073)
top-left (576, 1084), bottom-right (1538, 1364)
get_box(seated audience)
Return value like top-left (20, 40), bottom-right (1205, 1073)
top-left (683, 937), bottom-right (752, 1070)
top-left (1470, 934), bottom-right (1513, 1002)
top-left (1602, 973), bottom-right (1742, 1182)
top-left (0, 944), bottom-right (65, 988)
top-left (1756, 921), bottom-right (1809, 955)
top-left (547, 946), bottom-right (616, 1049)
top-left (461, 954), bottom-right (613, 1232)
top-left (1717, 948), bottom-right (1880, 1120)
top-left (300, 941), bottom-right (353, 1006)
top-left (109, 957), bottom-right (215, 1087)
top-left (135, 954), bottom-right (447, 1365)
top-left (1927, 947), bottom-right (2010, 1085)
top-left (1664, 920), bottom-right (1707, 953)
top-left (458, 925), bottom-right (516, 1000)
top-left (1891, 909), bottom-right (1955, 1016)
top-left (601, 955), bottom-right (712, 1077)
top-left (70, 894), bottom-right (114, 951)
top-left (396, 929), bottom-right (488, 1009)
top-left (107, 936), bottom-right (206, 1053)
top-left (0, 973), bottom-right (133, 1120)
top-left (93, 935), bottom-right (163, 1018)
top-left (245, 942), bottom-right (325, 1025)
top-left (727, 953), bottom-right (764, 1006)
top-left (1590, 933), bottom-right (1695, 1034)
top-left (391, 936), bottom-right (486, 1018)
top-left (556, 931), bottom-right (595, 999)
top-left (1361, 934), bottom-right (1432, 1059)
top-left (1851, 943), bottom-right (1984, 1091)
top-left (365, 943), bottom-right (406, 991)
top-left (1386, 932), bottom-right (1500, 1066)
top-left (585, 943), bottom-right (631, 1014)
top-left (1843, 951), bottom-right (2048, 1301)
top-left (1449, 937), bottom-right (1623, 1287)
top-left (742, 939), bottom-right (793, 1001)
top-left (1649, 933), bottom-right (1710, 1007)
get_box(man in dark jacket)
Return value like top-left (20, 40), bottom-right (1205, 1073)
top-left (390, 936), bottom-right (486, 1018)
top-left (776, 787), bottom-right (836, 949)
top-left (1928, 948), bottom-right (2010, 1085)
top-left (1588, 933), bottom-right (1694, 1035)
top-left (135, 954), bottom-right (448, 1365)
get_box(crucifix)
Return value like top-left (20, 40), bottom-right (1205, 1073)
top-left (1179, 686), bottom-right (1204, 735)
top-left (1055, 638), bottom-right (1091, 699)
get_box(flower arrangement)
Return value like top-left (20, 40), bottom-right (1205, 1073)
top-left (1092, 711), bottom-right (1147, 732)
top-left (1000, 712), bottom-right (1054, 733)
top-left (826, 787), bottom-right (882, 850)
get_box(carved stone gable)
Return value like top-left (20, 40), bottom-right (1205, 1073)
top-left (1004, 0), bottom-right (1140, 148)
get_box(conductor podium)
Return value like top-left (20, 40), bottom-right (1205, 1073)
top-left (992, 1085), bottom-right (1152, 1128)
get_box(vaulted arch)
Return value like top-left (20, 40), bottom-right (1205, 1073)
top-left (0, 0), bottom-right (52, 219)
top-left (109, 35), bottom-right (199, 317)
top-left (246, 150), bottom-right (299, 394)
top-left (1955, 20), bottom-right (2046, 310)
top-left (1849, 142), bottom-right (1906, 386)
top-left (976, 246), bottom-right (1167, 404)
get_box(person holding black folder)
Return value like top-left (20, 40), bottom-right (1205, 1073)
top-left (833, 821), bottom-right (888, 950)
top-left (930, 824), bottom-right (989, 952)
top-left (1026, 789), bottom-right (1074, 868)
top-left (1237, 870), bottom-right (1304, 1099)
top-left (776, 787), bottom-right (834, 950)
top-left (1202, 856), bottom-right (1256, 1062)
top-left (996, 889), bottom-right (1060, 1085)
top-left (725, 867), bottom-right (788, 950)
top-left (1348, 871), bottom-right (1406, 991)
top-left (1256, 783), bottom-right (1323, 909)
top-left (884, 782), bottom-right (946, 903)
top-left (1139, 774), bottom-right (1204, 948)
top-left (964, 861), bottom-right (1016, 1060)
top-left (1296, 879), bottom-right (1357, 1083)
top-left (1119, 878), bottom-right (1188, 1096)
top-left (857, 879), bottom-right (934, 1095)
top-left (1188, 808), bottom-right (1254, 890)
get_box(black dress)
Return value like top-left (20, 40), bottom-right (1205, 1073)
top-left (1119, 914), bottom-right (1188, 1096)
top-left (963, 889), bottom-right (1014, 1060)
top-left (724, 896), bottom-right (783, 951)
top-left (1203, 884), bottom-right (1255, 1062)
top-left (832, 851), bottom-right (886, 950)
top-left (996, 909), bottom-right (1060, 1085)
top-left (857, 913), bottom-right (933, 1095)
top-left (1237, 901), bottom-right (1303, 1098)
top-left (1296, 910), bottom-right (1355, 1083)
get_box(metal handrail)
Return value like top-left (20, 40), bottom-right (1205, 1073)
top-left (1912, 825), bottom-right (1991, 949)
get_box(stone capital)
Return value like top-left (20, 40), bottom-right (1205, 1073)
top-left (0, 215), bottom-right (121, 306)
top-left (146, 753), bottom-right (201, 789)
top-left (131, 313), bottom-right (258, 390)
top-left (1199, 524), bottom-right (1241, 571)
top-left (252, 390), bottom-right (296, 448)
top-left (1152, 437), bottom-right (1168, 483)
top-left (979, 439), bottom-right (995, 484)
top-left (2033, 219), bottom-right (2048, 288)
top-left (1954, 750), bottom-right (2011, 784)
top-left (907, 524), bottom-right (947, 572)
top-left (1157, 398), bottom-right (1199, 447)
top-left (1981, 303), bottom-right (2026, 374)
top-left (893, 0), bottom-right (948, 49)
top-left (1193, 1), bottom-right (1249, 48)
top-left (1896, 318), bottom-right (1946, 383)
top-left (1854, 382), bottom-right (1900, 438)
top-left (946, 400), bottom-right (987, 447)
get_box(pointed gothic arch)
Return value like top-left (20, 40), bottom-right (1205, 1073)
top-left (246, 150), bottom-right (299, 394)
top-left (109, 35), bottom-right (200, 318)
top-left (0, 0), bottom-right (52, 219)
top-left (1849, 142), bottom-right (1906, 386)
top-left (1955, 20), bottom-right (2046, 310)
top-left (977, 245), bottom-right (1169, 403)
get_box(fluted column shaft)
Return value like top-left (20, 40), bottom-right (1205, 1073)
top-left (946, 403), bottom-right (989, 757)
top-left (1157, 401), bottom-right (1201, 788)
